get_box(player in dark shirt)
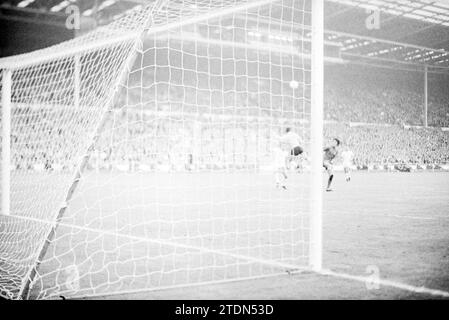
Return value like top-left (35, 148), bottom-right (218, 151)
top-left (323, 138), bottom-right (341, 192)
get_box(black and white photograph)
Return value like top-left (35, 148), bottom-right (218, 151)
top-left (0, 0), bottom-right (448, 306)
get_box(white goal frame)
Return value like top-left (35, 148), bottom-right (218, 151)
top-left (310, 0), bottom-right (324, 271)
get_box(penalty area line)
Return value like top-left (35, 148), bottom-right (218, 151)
top-left (388, 214), bottom-right (441, 221)
top-left (51, 268), bottom-right (449, 300)
top-left (314, 269), bottom-right (449, 298)
top-left (326, 209), bottom-right (447, 221)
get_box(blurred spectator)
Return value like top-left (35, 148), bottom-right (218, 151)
top-left (9, 64), bottom-right (449, 172)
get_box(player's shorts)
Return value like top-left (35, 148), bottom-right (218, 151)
top-left (290, 146), bottom-right (304, 157)
top-left (323, 160), bottom-right (333, 174)
top-left (274, 148), bottom-right (288, 170)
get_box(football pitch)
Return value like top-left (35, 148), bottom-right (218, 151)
top-left (105, 171), bottom-right (449, 300)
top-left (3, 171), bottom-right (449, 299)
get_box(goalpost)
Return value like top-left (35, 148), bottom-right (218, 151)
top-left (0, 0), bottom-right (323, 299)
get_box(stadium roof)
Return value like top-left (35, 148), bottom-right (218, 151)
top-left (324, 0), bottom-right (449, 73)
top-left (1, 0), bottom-right (449, 73)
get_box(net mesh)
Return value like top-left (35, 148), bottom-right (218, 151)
top-left (0, 0), bottom-right (312, 300)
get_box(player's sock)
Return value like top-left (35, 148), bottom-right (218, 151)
top-left (282, 173), bottom-right (287, 189)
top-left (327, 175), bottom-right (334, 191)
top-left (275, 173), bottom-right (280, 187)
top-left (275, 172), bottom-right (286, 188)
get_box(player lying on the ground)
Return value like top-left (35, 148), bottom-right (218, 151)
top-left (341, 146), bottom-right (354, 182)
top-left (323, 138), bottom-right (341, 192)
top-left (280, 127), bottom-right (304, 170)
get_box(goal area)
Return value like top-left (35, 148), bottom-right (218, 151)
top-left (0, 0), bottom-right (324, 299)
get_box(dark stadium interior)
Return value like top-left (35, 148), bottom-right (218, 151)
top-left (2, 0), bottom-right (449, 70)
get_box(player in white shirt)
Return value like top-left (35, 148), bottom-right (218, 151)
top-left (271, 131), bottom-right (290, 189)
top-left (279, 128), bottom-right (304, 170)
top-left (273, 144), bottom-right (288, 190)
top-left (341, 147), bottom-right (354, 182)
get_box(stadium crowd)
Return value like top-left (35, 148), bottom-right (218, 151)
top-left (85, 65), bottom-right (449, 171)
top-left (324, 66), bottom-right (449, 127)
top-left (86, 108), bottom-right (449, 172)
top-left (324, 123), bottom-right (449, 167)
top-left (9, 65), bottom-right (449, 172)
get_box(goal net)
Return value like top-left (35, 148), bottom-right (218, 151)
top-left (0, 0), bottom-right (320, 299)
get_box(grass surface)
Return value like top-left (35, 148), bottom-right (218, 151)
top-left (2, 171), bottom-right (448, 299)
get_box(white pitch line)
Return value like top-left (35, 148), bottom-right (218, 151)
top-left (59, 268), bottom-right (449, 300)
top-left (325, 209), bottom-right (448, 221)
top-left (388, 214), bottom-right (437, 221)
top-left (318, 269), bottom-right (449, 298)
top-left (53, 271), bottom-right (300, 300)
